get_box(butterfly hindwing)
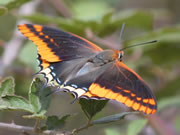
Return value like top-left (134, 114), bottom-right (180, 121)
top-left (84, 61), bottom-right (157, 114)
top-left (48, 58), bottom-right (89, 85)
top-left (63, 62), bottom-right (112, 99)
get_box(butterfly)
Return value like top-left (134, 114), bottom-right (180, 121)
top-left (18, 24), bottom-right (157, 114)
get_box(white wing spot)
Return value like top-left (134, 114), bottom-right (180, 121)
top-left (71, 84), bottom-right (78, 88)
top-left (51, 72), bottom-right (56, 77)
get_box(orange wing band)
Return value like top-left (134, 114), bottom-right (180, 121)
top-left (88, 83), bottom-right (157, 114)
top-left (18, 24), bottom-right (61, 63)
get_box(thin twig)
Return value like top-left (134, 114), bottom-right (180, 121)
top-left (0, 122), bottom-right (72, 135)
top-left (72, 119), bottom-right (93, 134)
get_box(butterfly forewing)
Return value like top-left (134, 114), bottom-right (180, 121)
top-left (18, 24), bottom-right (102, 84)
top-left (18, 24), bottom-right (102, 69)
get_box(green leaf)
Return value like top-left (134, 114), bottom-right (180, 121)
top-left (127, 119), bottom-right (147, 135)
top-left (0, 77), bottom-right (51, 117)
top-left (158, 96), bottom-right (180, 111)
top-left (0, 77), bottom-right (15, 97)
top-left (0, 77), bottom-right (33, 113)
top-left (0, 6), bottom-right (7, 16)
top-left (79, 98), bottom-right (109, 120)
top-left (105, 128), bottom-right (121, 135)
top-left (0, 95), bottom-right (33, 112)
top-left (92, 112), bottom-right (137, 125)
top-left (29, 79), bottom-right (41, 113)
top-left (26, 78), bottom-right (51, 119)
top-left (45, 115), bottom-right (71, 130)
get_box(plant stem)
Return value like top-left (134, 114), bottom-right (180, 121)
top-left (34, 118), bottom-right (40, 132)
top-left (72, 119), bottom-right (93, 134)
top-left (0, 122), bottom-right (72, 135)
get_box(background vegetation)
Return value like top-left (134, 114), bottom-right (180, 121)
top-left (0, 0), bottom-right (180, 135)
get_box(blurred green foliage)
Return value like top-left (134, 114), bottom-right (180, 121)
top-left (105, 128), bottom-right (121, 135)
top-left (127, 119), bottom-right (147, 135)
top-left (0, 0), bottom-right (31, 10)
top-left (18, 41), bottom-right (39, 71)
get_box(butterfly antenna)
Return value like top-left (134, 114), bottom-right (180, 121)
top-left (120, 40), bottom-right (157, 51)
top-left (118, 23), bottom-right (126, 46)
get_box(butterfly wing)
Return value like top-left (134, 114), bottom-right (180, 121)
top-left (18, 24), bottom-right (102, 70)
top-left (63, 62), bottom-right (112, 99)
top-left (18, 24), bottom-right (103, 84)
top-left (18, 24), bottom-right (157, 114)
top-left (81, 61), bottom-right (157, 114)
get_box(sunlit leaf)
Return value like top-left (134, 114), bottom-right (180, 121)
top-left (127, 119), bottom-right (147, 135)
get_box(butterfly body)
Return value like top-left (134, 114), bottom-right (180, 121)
top-left (88, 50), bottom-right (122, 65)
top-left (18, 24), bottom-right (157, 114)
